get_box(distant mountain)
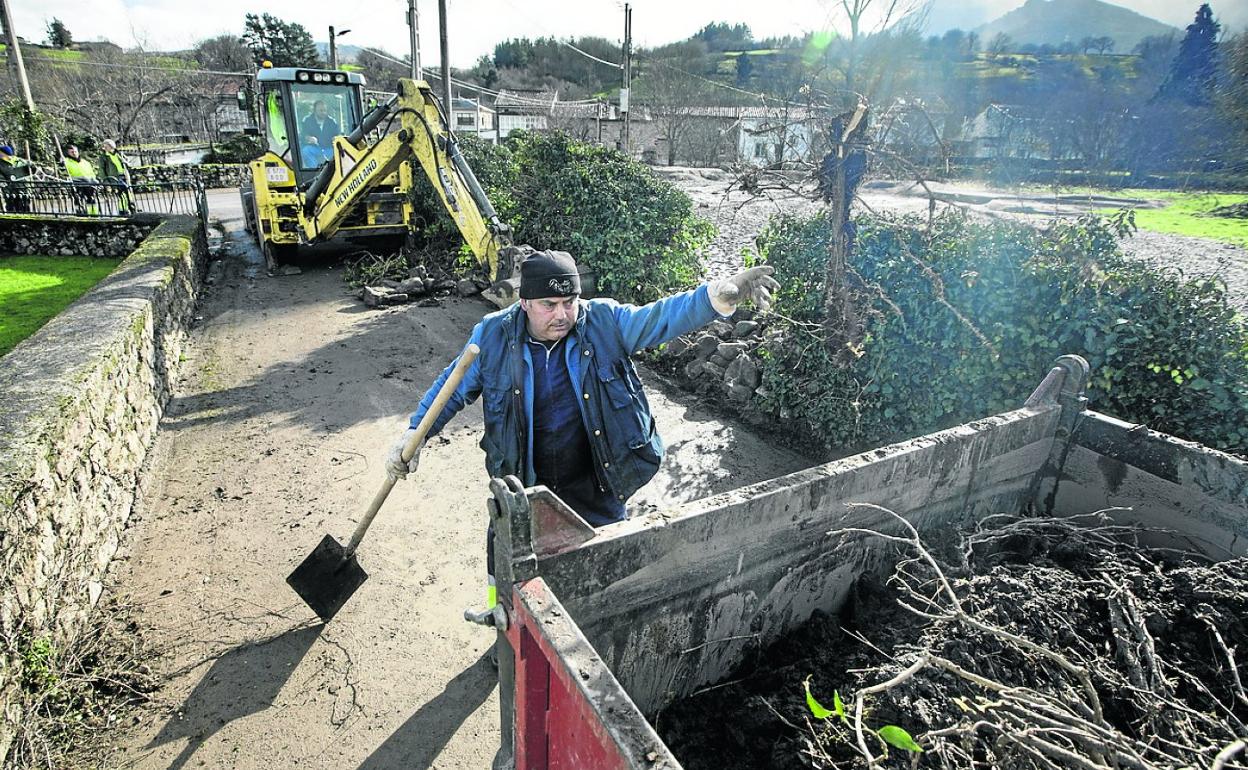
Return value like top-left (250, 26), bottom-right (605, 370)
top-left (974, 0), bottom-right (1180, 52)
top-left (315, 41), bottom-right (364, 64)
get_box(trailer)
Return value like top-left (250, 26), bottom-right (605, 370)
top-left (480, 355), bottom-right (1248, 769)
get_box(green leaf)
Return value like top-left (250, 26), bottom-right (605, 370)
top-left (833, 690), bottom-right (846, 719)
top-left (803, 678), bottom-right (833, 719)
top-left (877, 725), bottom-right (923, 753)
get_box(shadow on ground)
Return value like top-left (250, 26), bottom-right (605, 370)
top-left (147, 623), bottom-right (323, 770)
top-left (356, 651), bottom-right (497, 770)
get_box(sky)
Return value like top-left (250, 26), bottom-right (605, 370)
top-left (10, 0), bottom-right (1248, 69)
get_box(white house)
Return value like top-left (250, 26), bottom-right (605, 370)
top-left (658, 106), bottom-right (819, 167)
top-left (494, 90), bottom-right (554, 138)
top-left (451, 97), bottom-right (497, 141)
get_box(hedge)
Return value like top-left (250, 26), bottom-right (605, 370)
top-left (409, 132), bottom-right (713, 304)
top-left (754, 210), bottom-right (1248, 455)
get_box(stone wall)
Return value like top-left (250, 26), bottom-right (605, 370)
top-left (0, 217), bottom-right (159, 258)
top-left (131, 163), bottom-right (249, 189)
top-left (0, 216), bottom-right (207, 759)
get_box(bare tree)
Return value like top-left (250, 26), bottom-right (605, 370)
top-left (30, 44), bottom-right (199, 146)
top-left (819, 0), bottom-right (930, 108)
top-left (986, 32), bottom-right (1014, 59)
top-left (191, 34), bottom-right (253, 73)
top-left (634, 42), bottom-right (717, 166)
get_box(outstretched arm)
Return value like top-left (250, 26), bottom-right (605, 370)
top-left (606, 266), bottom-right (778, 354)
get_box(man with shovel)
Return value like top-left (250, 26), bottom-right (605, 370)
top-left (385, 250), bottom-right (778, 613)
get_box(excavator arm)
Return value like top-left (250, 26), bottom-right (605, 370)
top-left (300, 78), bottom-right (520, 292)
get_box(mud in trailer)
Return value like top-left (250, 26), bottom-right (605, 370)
top-left (481, 355), bottom-right (1248, 770)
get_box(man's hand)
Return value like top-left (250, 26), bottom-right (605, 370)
top-left (709, 265), bottom-right (780, 315)
top-left (385, 428), bottom-right (423, 482)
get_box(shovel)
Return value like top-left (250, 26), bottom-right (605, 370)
top-left (287, 343), bottom-right (481, 622)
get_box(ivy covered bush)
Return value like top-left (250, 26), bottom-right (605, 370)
top-left (753, 210), bottom-right (1248, 455)
top-left (409, 132), bottom-right (712, 304)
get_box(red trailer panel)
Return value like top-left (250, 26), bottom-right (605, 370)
top-left (505, 577), bottom-right (680, 770)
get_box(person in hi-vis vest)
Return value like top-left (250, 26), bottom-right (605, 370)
top-left (63, 145), bottom-right (99, 216)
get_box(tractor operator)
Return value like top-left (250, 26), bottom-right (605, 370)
top-left (300, 100), bottom-right (341, 152)
top-left (384, 249), bottom-right (778, 608)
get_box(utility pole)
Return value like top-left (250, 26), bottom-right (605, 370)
top-left (621, 3), bottom-right (632, 155)
top-left (437, 0), bottom-right (453, 122)
top-left (0, 0), bottom-right (35, 112)
top-left (329, 26), bottom-right (350, 70)
top-left (407, 0), bottom-right (422, 79)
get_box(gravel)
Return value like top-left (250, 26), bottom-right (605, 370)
top-left (659, 167), bottom-right (1248, 310)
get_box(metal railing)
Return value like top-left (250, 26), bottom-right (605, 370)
top-left (0, 178), bottom-right (208, 229)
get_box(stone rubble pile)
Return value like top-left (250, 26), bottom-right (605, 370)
top-left (357, 264), bottom-right (487, 308)
top-left (657, 311), bottom-right (771, 422)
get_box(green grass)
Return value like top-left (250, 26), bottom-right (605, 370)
top-left (1087, 190), bottom-right (1248, 247)
top-left (32, 48), bottom-right (84, 61)
top-left (1019, 185), bottom-right (1248, 246)
top-left (0, 255), bottom-right (120, 356)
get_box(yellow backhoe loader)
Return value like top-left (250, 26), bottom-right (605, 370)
top-left (240, 65), bottom-right (522, 303)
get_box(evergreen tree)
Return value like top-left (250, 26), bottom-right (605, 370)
top-left (693, 22), bottom-right (753, 52)
top-left (45, 18), bottom-right (72, 48)
top-left (1156, 3), bottom-right (1221, 104)
top-left (735, 52), bottom-right (753, 86)
top-left (242, 13), bottom-right (323, 69)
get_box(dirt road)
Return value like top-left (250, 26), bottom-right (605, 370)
top-left (106, 191), bottom-right (811, 769)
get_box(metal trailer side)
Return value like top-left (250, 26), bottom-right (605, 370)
top-left (484, 355), bottom-right (1248, 769)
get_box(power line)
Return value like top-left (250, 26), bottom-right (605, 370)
top-left (494, 0), bottom-right (623, 70)
top-left (557, 40), bottom-right (623, 70)
top-left (640, 56), bottom-right (816, 109)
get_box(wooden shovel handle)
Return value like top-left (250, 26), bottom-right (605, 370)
top-left (345, 343), bottom-right (481, 555)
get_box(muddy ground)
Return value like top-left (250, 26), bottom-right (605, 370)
top-left (104, 190), bottom-right (811, 769)
top-left (659, 167), bottom-right (1248, 310)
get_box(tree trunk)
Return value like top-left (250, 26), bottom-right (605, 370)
top-left (819, 103), bottom-right (870, 355)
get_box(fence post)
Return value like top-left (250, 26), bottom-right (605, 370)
top-left (196, 181), bottom-right (208, 234)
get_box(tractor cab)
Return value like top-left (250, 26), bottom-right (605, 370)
top-left (256, 66), bottom-right (367, 186)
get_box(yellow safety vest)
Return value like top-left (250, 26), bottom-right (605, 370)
top-left (101, 151), bottom-right (128, 180)
top-left (267, 92), bottom-right (288, 153)
top-left (64, 157), bottom-right (97, 180)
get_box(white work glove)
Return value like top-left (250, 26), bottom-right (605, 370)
top-left (385, 428), bottom-right (423, 482)
top-left (709, 265), bottom-right (780, 315)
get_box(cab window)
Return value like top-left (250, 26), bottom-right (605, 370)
top-left (290, 84), bottom-right (360, 170)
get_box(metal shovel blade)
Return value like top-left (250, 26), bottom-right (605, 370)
top-left (285, 534), bottom-right (369, 623)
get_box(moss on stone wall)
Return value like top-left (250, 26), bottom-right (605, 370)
top-left (0, 215), bottom-right (206, 763)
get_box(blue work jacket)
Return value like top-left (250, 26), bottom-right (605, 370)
top-left (409, 284), bottom-right (723, 507)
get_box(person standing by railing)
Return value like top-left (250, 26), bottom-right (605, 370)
top-left (62, 145), bottom-right (99, 215)
top-left (0, 145), bottom-right (33, 213)
top-left (99, 140), bottom-right (134, 216)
